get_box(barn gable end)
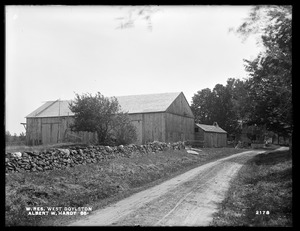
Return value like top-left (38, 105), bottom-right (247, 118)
top-left (164, 92), bottom-right (195, 143)
top-left (166, 92), bottom-right (194, 118)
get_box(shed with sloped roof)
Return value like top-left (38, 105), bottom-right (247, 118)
top-left (25, 92), bottom-right (195, 145)
top-left (194, 122), bottom-right (227, 147)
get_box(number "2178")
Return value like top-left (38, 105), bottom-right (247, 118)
top-left (256, 210), bottom-right (270, 215)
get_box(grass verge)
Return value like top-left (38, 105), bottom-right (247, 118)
top-left (211, 149), bottom-right (292, 227)
top-left (6, 147), bottom-right (245, 226)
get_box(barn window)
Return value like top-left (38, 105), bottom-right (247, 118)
top-left (195, 127), bottom-right (199, 132)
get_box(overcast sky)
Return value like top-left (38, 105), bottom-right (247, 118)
top-left (5, 5), bottom-right (262, 135)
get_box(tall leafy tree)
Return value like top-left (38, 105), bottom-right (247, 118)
top-left (191, 88), bottom-right (215, 125)
top-left (234, 5), bottom-right (292, 137)
top-left (226, 78), bottom-right (252, 124)
top-left (212, 84), bottom-right (239, 135)
top-left (69, 92), bottom-right (137, 145)
top-left (191, 82), bottom-right (240, 136)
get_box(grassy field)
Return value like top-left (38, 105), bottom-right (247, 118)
top-left (6, 147), bottom-right (244, 226)
top-left (211, 149), bottom-right (292, 227)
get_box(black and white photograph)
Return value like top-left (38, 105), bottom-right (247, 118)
top-left (5, 5), bottom-right (292, 226)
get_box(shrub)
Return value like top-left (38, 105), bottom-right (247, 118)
top-left (111, 112), bottom-right (137, 145)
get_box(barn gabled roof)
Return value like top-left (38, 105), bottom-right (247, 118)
top-left (26, 100), bottom-right (73, 118)
top-left (26, 92), bottom-right (182, 118)
top-left (116, 92), bottom-right (181, 114)
top-left (195, 123), bottom-right (227, 133)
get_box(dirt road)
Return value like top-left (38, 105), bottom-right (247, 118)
top-left (69, 149), bottom-right (267, 226)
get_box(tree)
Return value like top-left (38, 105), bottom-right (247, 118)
top-left (111, 112), bottom-right (137, 145)
top-left (19, 132), bottom-right (26, 142)
top-left (212, 84), bottom-right (239, 135)
top-left (191, 81), bottom-right (241, 137)
top-left (115, 6), bottom-right (160, 31)
top-left (191, 88), bottom-right (215, 125)
top-left (5, 131), bottom-right (12, 143)
top-left (12, 133), bottom-right (18, 142)
top-left (69, 92), bottom-right (137, 145)
top-left (234, 5), bottom-right (292, 137)
top-left (226, 78), bottom-right (252, 124)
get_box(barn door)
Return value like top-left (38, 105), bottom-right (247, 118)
top-left (52, 123), bottom-right (59, 143)
top-left (42, 124), bottom-right (51, 145)
top-left (42, 123), bottom-right (60, 144)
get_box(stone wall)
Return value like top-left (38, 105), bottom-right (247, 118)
top-left (5, 141), bottom-right (185, 174)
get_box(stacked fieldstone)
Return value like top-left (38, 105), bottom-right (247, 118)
top-left (5, 141), bottom-right (185, 173)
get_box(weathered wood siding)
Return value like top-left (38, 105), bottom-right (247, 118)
top-left (26, 117), bottom-right (42, 145)
top-left (142, 113), bottom-right (165, 144)
top-left (218, 133), bottom-right (227, 147)
top-left (26, 117), bottom-right (97, 145)
top-left (195, 128), bottom-right (204, 141)
top-left (165, 113), bottom-right (194, 143)
top-left (204, 133), bottom-right (212, 147)
top-left (128, 114), bottom-right (143, 144)
top-left (164, 92), bottom-right (194, 143)
top-left (203, 132), bottom-right (227, 148)
top-left (129, 111), bottom-right (193, 144)
top-left (166, 92), bottom-right (194, 118)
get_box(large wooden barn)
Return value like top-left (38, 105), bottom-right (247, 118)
top-left (25, 92), bottom-right (195, 145)
top-left (194, 122), bottom-right (227, 147)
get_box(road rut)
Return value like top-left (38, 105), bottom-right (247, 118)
top-left (69, 149), bottom-right (266, 226)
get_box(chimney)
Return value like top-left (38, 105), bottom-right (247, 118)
top-left (213, 122), bottom-right (219, 127)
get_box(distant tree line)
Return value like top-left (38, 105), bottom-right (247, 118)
top-left (6, 131), bottom-right (26, 145)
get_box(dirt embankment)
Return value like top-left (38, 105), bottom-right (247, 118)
top-left (69, 150), bottom-right (267, 226)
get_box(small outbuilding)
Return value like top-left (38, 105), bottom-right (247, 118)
top-left (194, 122), bottom-right (227, 147)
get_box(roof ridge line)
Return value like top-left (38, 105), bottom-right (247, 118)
top-left (34, 99), bottom-right (60, 117)
top-left (114, 92), bottom-right (181, 98)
